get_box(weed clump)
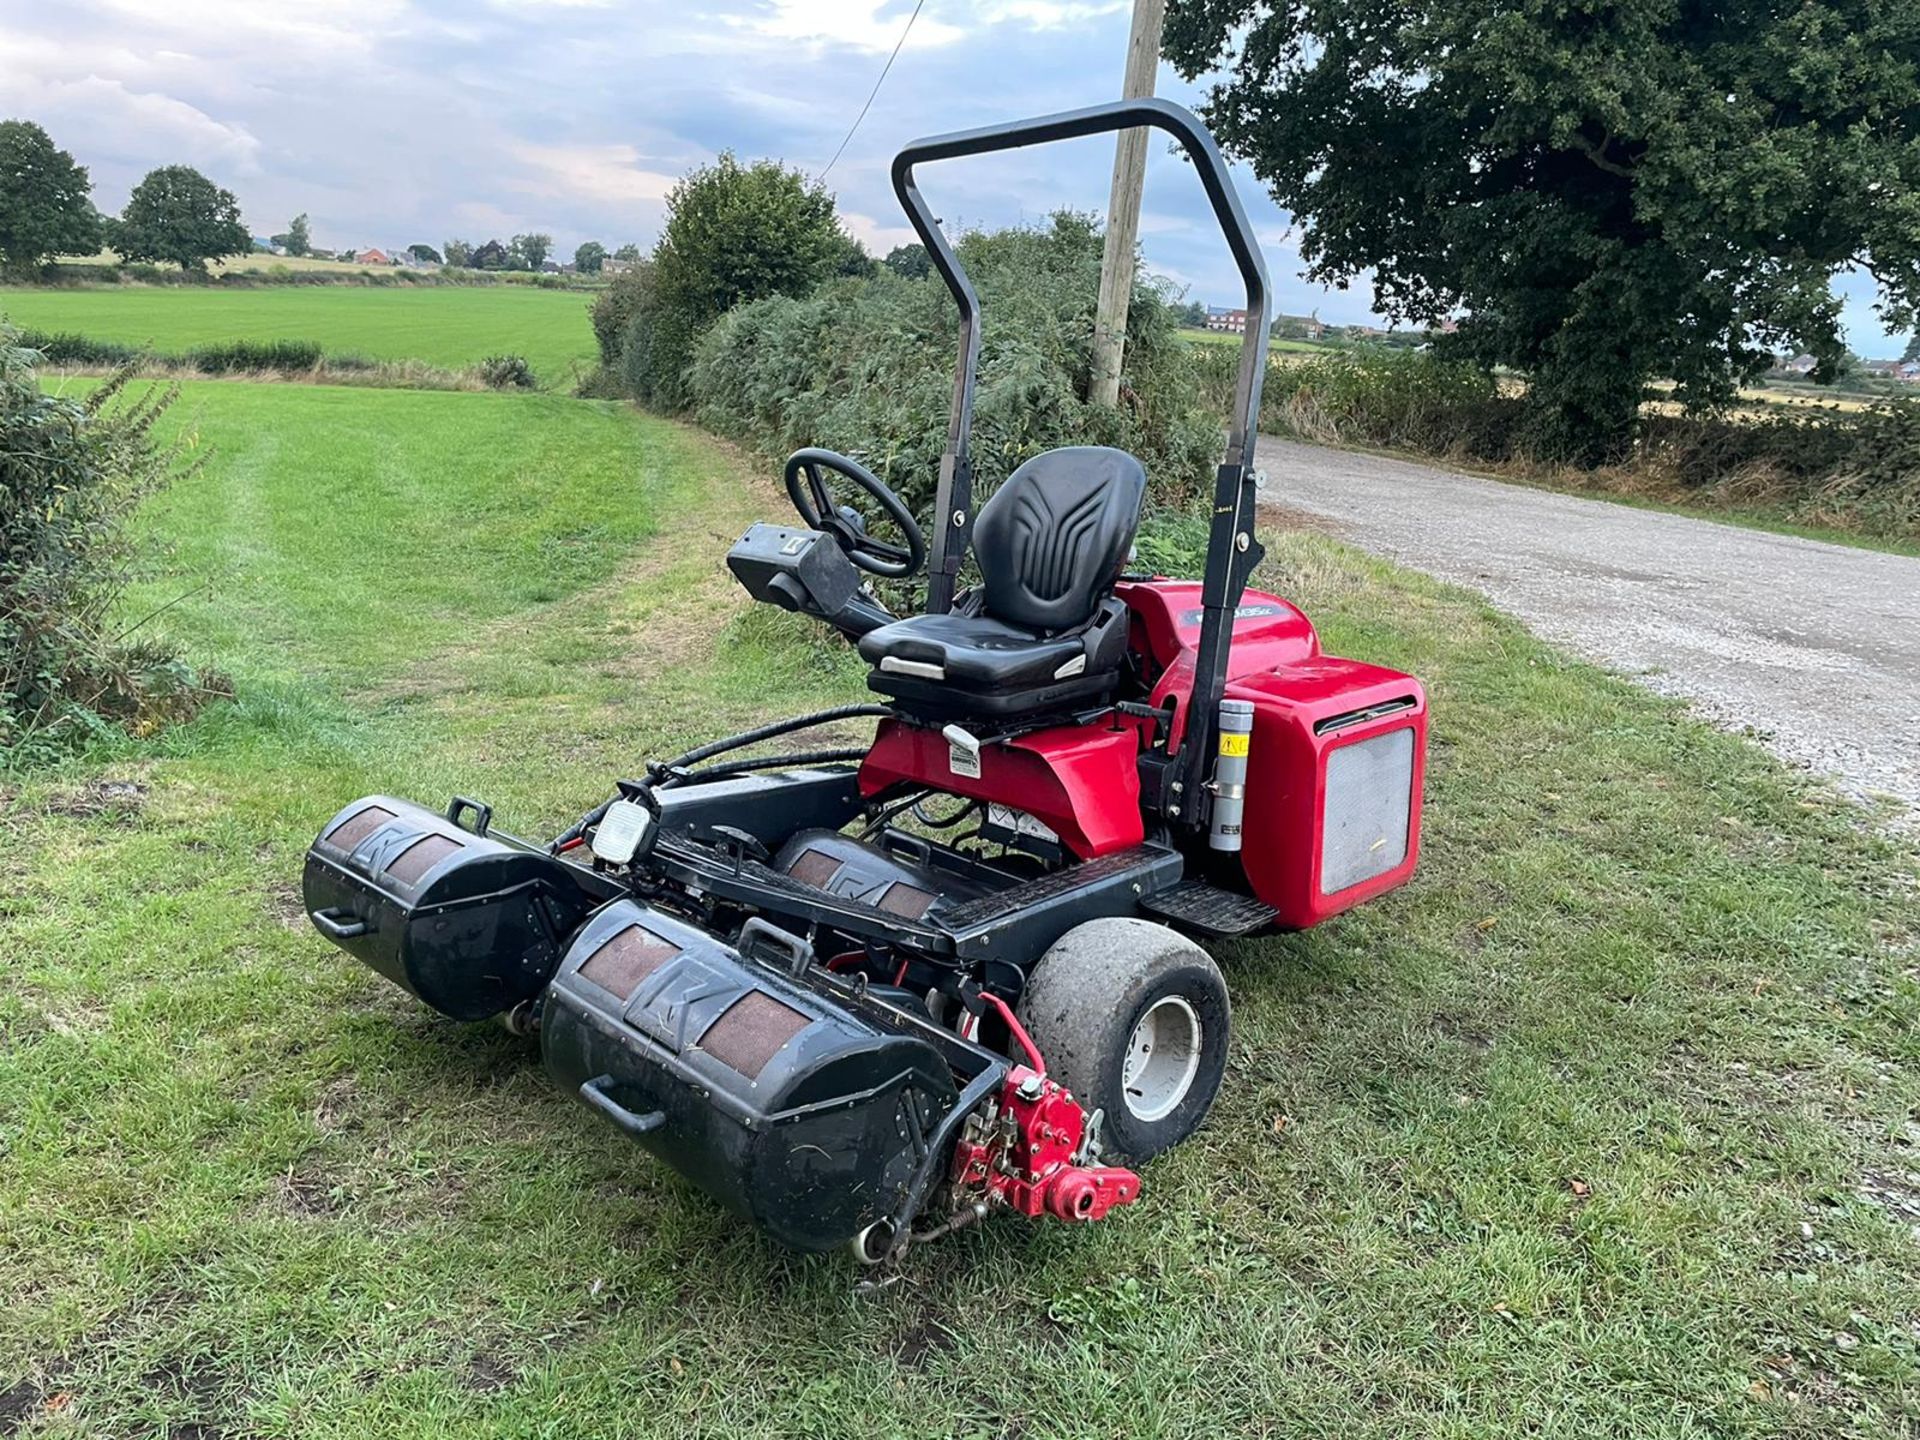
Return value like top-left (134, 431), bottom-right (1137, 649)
top-left (478, 353), bottom-right (537, 390)
top-left (1, 325), bottom-right (222, 761)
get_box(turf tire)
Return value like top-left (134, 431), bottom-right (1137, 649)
top-left (1016, 917), bottom-right (1230, 1164)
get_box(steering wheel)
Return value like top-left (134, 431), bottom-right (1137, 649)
top-left (784, 448), bottom-right (927, 580)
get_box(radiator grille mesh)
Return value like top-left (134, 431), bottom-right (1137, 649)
top-left (1320, 728), bottom-right (1414, 895)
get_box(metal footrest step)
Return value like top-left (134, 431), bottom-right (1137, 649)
top-left (1140, 880), bottom-right (1277, 937)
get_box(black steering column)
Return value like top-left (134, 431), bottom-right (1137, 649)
top-left (724, 449), bottom-right (927, 642)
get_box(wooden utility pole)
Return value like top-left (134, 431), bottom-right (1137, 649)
top-left (1090, 0), bottom-right (1167, 409)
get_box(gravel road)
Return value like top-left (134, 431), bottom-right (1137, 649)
top-left (1256, 437), bottom-right (1920, 829)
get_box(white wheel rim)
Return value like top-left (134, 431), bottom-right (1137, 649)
top-left (1120, 994), bottom-right (1202, 1123)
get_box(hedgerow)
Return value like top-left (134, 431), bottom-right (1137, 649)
top-left (1211, 344), bottom-right (1920, 538)
top-left (689, 213), bottom-right (1222, 515)
top-left (1, 326), bottom-right (220, 761)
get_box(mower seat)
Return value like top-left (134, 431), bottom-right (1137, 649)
top-left (859, 446), bottom-right (1145, 720)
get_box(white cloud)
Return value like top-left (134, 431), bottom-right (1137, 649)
top-left (90, 0), bottom-right (402, 53)
top-left (723, 0), bottom-right (1130, 53)
top-left (841, 210), bottom-right (919, 255)
top-left (977, 1), bottom-right (1129, 27)
top-left (507, 141), bottom-right (682, 207)
top-left (6, 74), bottom-right (263, 177)
top-left (727, 1), bottom-right (965, 52)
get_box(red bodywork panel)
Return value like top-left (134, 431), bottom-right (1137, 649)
top-left (857, 578), bottom-right (1427, 926)
top-left (1228, 659), bottom-right (1427, 927)
top-left (1116, 581), bottom-right (1320, 751)
top-left (859, 717), bottom-right (1148, 859)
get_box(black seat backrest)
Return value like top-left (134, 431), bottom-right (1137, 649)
top-left (971, 446), bottom-right (1147, 633)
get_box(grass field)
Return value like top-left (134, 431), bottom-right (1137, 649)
top-left (0, 286), bottom-right (598, 382)
top-left (2, 381), bottom-right (1918, 1437)
top-left (1182, 326), bottom-right (1330, 355)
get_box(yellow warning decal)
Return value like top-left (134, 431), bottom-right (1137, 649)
top-left (1219, 732), bottom-right (1250, 757)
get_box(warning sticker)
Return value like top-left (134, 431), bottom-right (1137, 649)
top-left (1218, 732), bottom-right (1250, 757)
top-left (986, 804), bottom-right (1059, 844)
top-left (948, 742), bottom-right (982, 779)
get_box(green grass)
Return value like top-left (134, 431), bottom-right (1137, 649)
top-left (1182, 327), bottom-right (1332, 354)
top-left (0, 286), bottom-right (596, 382)
top-left (2, 383), bottom-right (1918, 1437)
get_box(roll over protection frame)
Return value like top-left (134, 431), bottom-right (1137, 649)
top-left (889, 97), bottom-right (1275, 821)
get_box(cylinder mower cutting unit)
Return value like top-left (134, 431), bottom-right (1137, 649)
top-left (302, 100), bottom-right (1428, 1262)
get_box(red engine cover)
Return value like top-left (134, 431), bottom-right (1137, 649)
top-left (858, 717), bottom-right (1149, 859)
top-left (1229, 660), bottom-right (1427, 927)
top-left (1116, 581), bottom-right (1320, 752)
top-left (855, 580), bottom-right (1427, 925)
top-left (1119, 579), bottom-right (1427, 928)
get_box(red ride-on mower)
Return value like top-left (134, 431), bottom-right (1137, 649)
top-left (302, 100), bottom-right (1427, 1262)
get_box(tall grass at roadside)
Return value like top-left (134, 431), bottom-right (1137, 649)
top-left (1191, 344), bottom-right (1920, 540)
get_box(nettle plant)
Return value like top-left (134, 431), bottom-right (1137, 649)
top-left (0, 326), bottom-right (215, 760)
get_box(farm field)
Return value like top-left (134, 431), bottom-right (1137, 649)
top-left (2, 376), bottom-right (1917, 1436)
top-left (57, 251), bottom-right (603, 286)
top-left (1182, 325), bottom-right (1330, 354)
top-left (0, 285), bottom-right (598, 381)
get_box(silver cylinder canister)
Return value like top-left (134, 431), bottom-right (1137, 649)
top-left (1208, 699), bottom-right (1255, 852)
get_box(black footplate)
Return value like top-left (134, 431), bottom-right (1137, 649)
top-left (1140, 881), bottom-right (1278, 937)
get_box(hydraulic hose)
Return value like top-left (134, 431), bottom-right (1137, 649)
top-left (549, 704), bottom-right (892, 851)
top-left (664, 746), bottom-right (871, 788)
top-left (657, 704), bottom-right (891, 773)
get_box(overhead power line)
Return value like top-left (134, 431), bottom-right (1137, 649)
top-left (818, 0), bottom-right (927, 181)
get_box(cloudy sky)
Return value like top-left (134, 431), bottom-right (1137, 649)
top-left (0, 0), bottom-right (1900, 353)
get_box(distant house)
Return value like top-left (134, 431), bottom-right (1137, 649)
top-left (1900, 361), bottom-right (1920, 383)
top-left (1207, 308), bottom-right (1248, 333)
top-left (355, 248), bottom-right (392, 266)
top-left (1781, 353), bottom-right (1819, 376)
top-left (601, 256), bottom-right (639, 277)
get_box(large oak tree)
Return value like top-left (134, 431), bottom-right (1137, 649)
top-left (0, 120), bottom-right (102, 275)
top-left (1166, 0), bottom-right (1920, 460)
top-left (116, 165), bottom-right (250, 273)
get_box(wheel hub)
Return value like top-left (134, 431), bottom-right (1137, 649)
top-left (1120, 994), bottom-right (1202, 1123)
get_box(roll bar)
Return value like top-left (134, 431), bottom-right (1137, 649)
top-left (890, 97), bottom-right (1274, 825)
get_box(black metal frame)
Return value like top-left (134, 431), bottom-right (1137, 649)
top-left (890, 97), bottom-right (1274, 824)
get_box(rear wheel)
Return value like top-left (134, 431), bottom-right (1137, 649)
top-left (1017, 918), bottom-right (1230, 1163)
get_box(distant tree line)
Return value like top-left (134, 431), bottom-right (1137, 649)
top-left (0, 117), bottom-right (644, 282)
top-left (0, 121), bottom-right (247, 275)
